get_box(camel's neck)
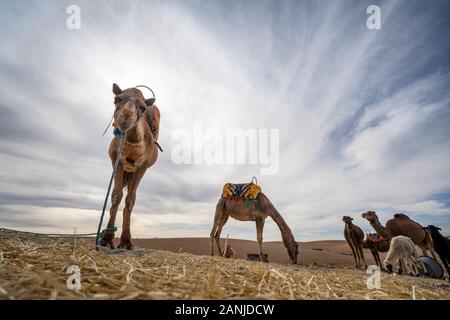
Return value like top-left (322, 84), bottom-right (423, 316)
top-left (125, 119), bottom-right (145, 144)
top-left (344, 223), bottom-right (353, 232)
top-left (370, 219), bottom-right (390, 238)
top-left (266, 202), bottom-right (296, 247)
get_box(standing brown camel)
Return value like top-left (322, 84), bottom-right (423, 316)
top-left (100, 83), bottom-right (160, 250)
top-left (342, 216), bottom-right (367, 269)
top-left (210, 190), bottom-right (299, 264)
top-left (362, 211), bottom-right (437, 259)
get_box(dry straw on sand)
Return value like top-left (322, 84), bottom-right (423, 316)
top-left (0, 235), bottom-right (449, 300)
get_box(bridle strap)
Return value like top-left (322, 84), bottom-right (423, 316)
top-left (135, 85), bottom-right (156, 99)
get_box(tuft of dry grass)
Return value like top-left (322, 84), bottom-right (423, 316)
top-left (0, 235), bottom-right (449, 300)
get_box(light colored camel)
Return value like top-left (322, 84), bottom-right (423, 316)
top-left (362, 211), bottom-right (437, 259)
top-left (100, 83), bottom-right (160, 250)
top-left (383, 235), bottom-right (423, 275)
top-left (210, 193), bottom-right (299, 264)
top-left (342, 216), bottom-right (367, 269)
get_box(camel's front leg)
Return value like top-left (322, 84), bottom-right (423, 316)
top-left (357, 242), bottom-right (368, 269)
top-left (255, 218), bottom-right (265, 262)
top-left (118, 167), bottom-right (146, 250)
top-left (209, 198), bottom-right (226, 256)
top-left (100, 165), bottom-right (124, 249)
top-left (374, 249), bottom-right (384, 271)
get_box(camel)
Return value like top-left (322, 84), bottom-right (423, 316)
top-left (342, 216), bottom-right (367, 269)
top-left (210, 192), bottom-right (299, 264)
top-left (100, 83), bottom-right (160, 250)
top-left (224, 245), bottom-right (236, 259)
top-left (362, 211), bottom-right (437, 259)
top-left (364, 232), bottom-right (389, 270)
top-left (383, 235), bottom-right (424, 275)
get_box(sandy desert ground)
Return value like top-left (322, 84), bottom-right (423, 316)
top-left (1, 234), bottom-right (449, 300)
top-left (131, 237), bottom-right (386, 267)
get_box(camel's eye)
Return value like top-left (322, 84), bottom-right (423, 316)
top-left (114, 95), bottom-right (126, 105)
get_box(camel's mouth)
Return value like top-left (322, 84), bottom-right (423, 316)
top-left (361, 213), bottom-right (372, 219)
top-left (116, 117), bottom-right (136, 132)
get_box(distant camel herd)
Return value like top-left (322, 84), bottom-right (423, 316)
top-left (99, 83), bottom-right (449, 281)
top-left (343, 211), bottom-right (450, 279)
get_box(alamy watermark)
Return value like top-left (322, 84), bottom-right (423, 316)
top-left (66, 265), bottom-right (81, 290)
top-left (171, 121), bottom-right (280, 175)
top-left (66, 5), bottom-right (81, 30)
top-left (367, 5), bottom-right (381, 30)
top-left (366, 265), bottom-right (381, 289)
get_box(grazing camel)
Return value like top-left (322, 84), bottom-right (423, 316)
top-left (342, 216), bottom-right (367, 269)
top-left (210, 190), bottom-right (299, 264)
top-left (100, 83), bottom-right (160, 250)
top-left (383, 235), bottom-right (423, 275)
top-left (362, 211), bottom-right (437, 259)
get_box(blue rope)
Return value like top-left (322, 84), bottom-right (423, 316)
top-left (95, 131), bottom-right (127, 251)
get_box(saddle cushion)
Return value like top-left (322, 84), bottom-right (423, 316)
top-left (222, 182), bottom-right (261, 200)
top-left (145, 105), bottom-right (160, 140)
top-left (365, 233), bottom-right (390, 252)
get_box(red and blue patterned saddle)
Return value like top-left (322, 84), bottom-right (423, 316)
top-left (222, 177), bottom-right (261, 200)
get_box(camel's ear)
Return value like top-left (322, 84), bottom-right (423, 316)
top-left (145, 98), bottom-right (155, 106)
top-left (113, 83), bottom-right (122, 95)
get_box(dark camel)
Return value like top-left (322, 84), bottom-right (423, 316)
top-left (100, 83), bottom-right (160, 250)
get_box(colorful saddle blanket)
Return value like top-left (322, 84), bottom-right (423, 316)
top-left (222, 182), bottom-right (261, 200)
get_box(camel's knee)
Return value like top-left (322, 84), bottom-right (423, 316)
top-left (124, 194), bottom-right (136, 210)
top-left (111, 190), bottom-right (123, 207)
top-left (210, 225), bottom-right (218, 239)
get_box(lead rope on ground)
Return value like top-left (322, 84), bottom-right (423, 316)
top-left (95, 131), bottom-right (127, 251)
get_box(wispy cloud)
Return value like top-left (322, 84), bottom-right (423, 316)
top-left (0, 0), bottom-right (449, 241)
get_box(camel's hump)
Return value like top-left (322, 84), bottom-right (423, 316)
top-left (393, 213), bottom-right (410, 220)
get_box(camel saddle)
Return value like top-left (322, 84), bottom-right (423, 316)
top-left (222, 178), bottom-right (261, 200)
top-left (145, 106), bottom-right (160, 141)
top-left (364, 233), bottom-right (389, 252)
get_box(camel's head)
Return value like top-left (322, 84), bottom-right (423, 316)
top-left (288, 241), bottom-right (299, 264)
top-left (112, 83), bottom-right (154, 132)
top-left (342, 216), bottom-right (353, 225)
top-left (384, 261), bottom-right (393, 274)
top-left (362, 211), bottom-right (378, 223)
top-left (424, 225), bottom-right (442, 237)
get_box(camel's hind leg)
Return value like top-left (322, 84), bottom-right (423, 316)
top-left (419, 245), bottom-right (437, 260)
top-left (255, 217), bottom-right (265, 262)
top-left (348, 241), bottom-right (359, 268)
top-left (210, 199), bottom-right (228, 256)
top-left (356, 242), bottom-right (368, 269)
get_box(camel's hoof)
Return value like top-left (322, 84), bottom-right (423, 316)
top-left (100, 232), bottom-right (115, 249)
top-left (118, 238), bottom-right (134, 250)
